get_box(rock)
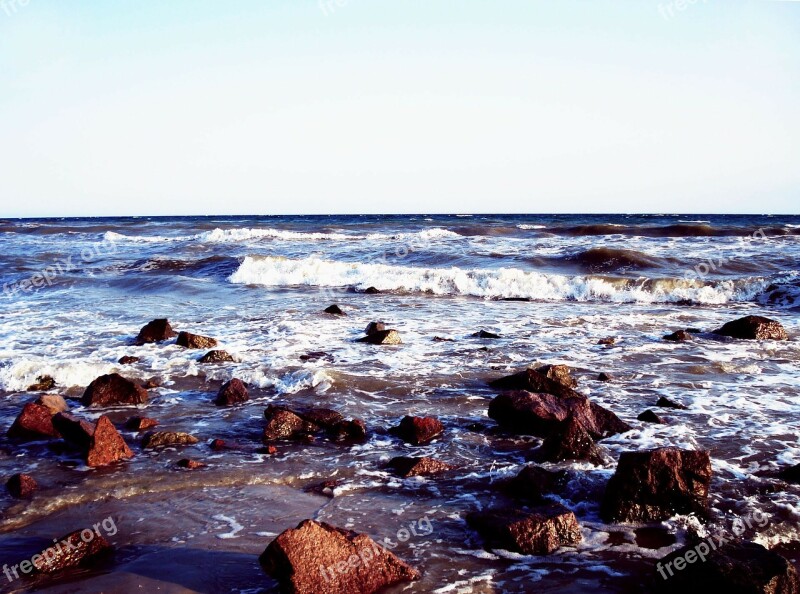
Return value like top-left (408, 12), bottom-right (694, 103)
top-left (532, 416), bottom-right (605, 465)
top-left (118, 355), bottom-right (140, 365)
top-left (261, 445), bottom-right (279, 455)
top-left (7, 403), bottom-right (60, 440)
top-left (597, 372), bottom-right (612, 382)
top-left (142, 378), bottom-right (160, 389)
top-left (488, 390), bottom-right (630, 439)
top-left (504, 465), bottom-right (567, 503)
top-left (176, 331), bottom-right (218, 349)
top-left (199, 350), bottom-right (235, 363)
top-left (31, 528), bottom-right (112, 574)
top-left (473, 330), bottom-right (501, 339)
top-left (654, 540), bottom-right (800, 594)
top-left (124, 416), bottom-right (159, 431)
top-left (364, 286), bottom-right (381, 294)
top-left (535, 364), bottom-right (577, 388)
top-left (388, 456), bottom-right (453, 478)
top-left (467, 504), bottom-right (582, 555)
top-left (215, 378), bottom-right (249, 406)
top-left (300, 408), bottom-right (344, 428)
top-left (27, 375), bottom-right (56, 391)
top-left (656, 396), bottom-right (687, 410)
top-left (259, 519), bottom-right (419, 594)
top-left (263, 407), bottom-right (318, 442)
top-left (263, 405), bottom-right (365, 443)
top-left (364, 321), bottom-right (386, 335)
top-left (177, 458), bottom-right (205, 469)
top-left (52, 413), bottom-right (95, 450)
top-left (600, 447), bottom-right (712, 523)
top-left (329, 419), bottom-right (368, 442)
top-left (638, 410), bottom-right (665, 424)
top-left (86, 416), bottom-right (134, 467)
top-left (357, 329), bottom-right (402, 345)
top-left (713, 315), bottom-right (788, 341)
top-left (664, 330), bottom-right (692, 342)
top-left (135, 318), bottom-right (177, 345)
top-left (432, 336), bottom-right (454, 342)
top-left (142, 431), bottom-right (199, 449)
top-left (82, 373), bottom-right (149, 407)
top-left (305, 479), bottom-right (340, 498)
top-left (209, 438), bottom-right (227, 451)
top-left (35, 394), bottom-right (69, 414)
top-left (778, 463), bottom-right (800, 483)
top-left (392, 415), bottom-right (444, 445)
top-left (6, 473), bottom-right (37, 498)
top-left (324, 304), bottom-right (345, 315)
top-left (490, 367), bottom-right (578, 397)
top-left (598, 337), bottom-right (616, 345)
top-left (299, 351), bottom-right (333, 362)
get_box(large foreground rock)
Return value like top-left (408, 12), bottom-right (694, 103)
top-left (176, 331), bottom-right (218, 349)
top-left (601, 447), bottom-right (711, 523)
top-left (654, 540), bottom-right (799, 593)
top-left (467, 505), bottom-right (581, 555)
top-left (82, 373), bottom-right (149, 407)
top-left (259, 519), bottom-right (419, 594)
top-left (86, 416), bottom-right (134, 467)
top-left (713, 315), bottom-right (788, 341)
top-left (7, 403), bottom-right (60, 440)
top-left (32, 528), bottom-right (112, 574)
top-left (135, 318), bottom-right (177, 345)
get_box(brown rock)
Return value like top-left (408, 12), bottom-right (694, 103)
top-left (387, 456), bottom-right (453, 478)
top-left (215, 378), bottom-right (249, 406)
top-left (713, 315), bottom-right (788, 341)
top-left (330, 419), bottom-right (368, 442)
top-left (598, 337), bottom-right (616, 345)
top-left (35, 394), bottom-right (69, 415)
top-left (135, 318), bottom-right (177, 345)
top-left (82, 373), bottom-right (148, 407)
top-left (118, 355), bottom-right (140, 365)
top-left (663, 330), bottom-right (692, 342)
top-left (27, 375), bottom-right (56, 391)
top-left (535, 364), bottom-right (577, 388)
top-left (209, 438), bottom-right (227, 450)
top-left (601, 447), bottom-right (712, 523)
top-left (597, 372), bottom-right (613, 382)
top-left (176, 331), bottom-right (218, 349)
top-left (364, 321), bottom-right (386, 335)
top-left (142, 431), bottom-right (199, 449)
top-left (177, 458), bottom-right (205, 469)
top-left (467, 505), bottom-right (582, 555)
top-left (6, 473), bottom-right (37, 498)
top-left (392, 415), bottom-right (444, 445)
top-left (504, 465), bottom-right (567, 503)
top-left (31, 528), bottom-right (112, 574)
top-left (263, 407), bottom-right (318, 442)
top-left (532, 416), bottom-right (605, 465)
top-left (357, 329), bottom-right (402, 345)
top-left (124, 416), bottom-right (159, 431)
top-left (299, 351), bottom-right (333, 362)
top-left (7, 403), bottom-right (60, 440)
top-left (86, 416), bottom-right (134, 467)
top-left (324, 304), bottom-right (345, 315)
top-left (199, 350), bottom-right (235, 363)
top-left (656, 396), bottom-right (687, 410)
top-left (52, 413), bottom-right (95, 450)
top-left (638, 410), bottom-right (665, 424)
top-left (259, 519), bottom-right (419, 594)
top-left (305, 479), bottom-right (340, 498)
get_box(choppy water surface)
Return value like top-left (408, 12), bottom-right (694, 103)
top-left (0, 214), bottom-right (799, 593)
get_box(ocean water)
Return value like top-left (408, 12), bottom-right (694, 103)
top-left (0, 213), bottom-right (799, 592)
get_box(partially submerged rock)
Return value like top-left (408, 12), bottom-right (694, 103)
top-left (86, 416), bottom-right (134, 467)
top-left (199, 350), bottom-right (235, 363)
top-left (713, 315), bottom-right (788, 341)
top-left (535, 364), bottom-right (577, 388)
top-left (324, 304), bottom-right (345, 315)
top-left (467, 504), bottom-right (581, 555)
top-left (357, 329), bottom-right (402, 345)
top-left (177, 458), bottom-right (205, 470)
top-left (663, 330), bottom-right (693, 342)
top-left (124, 416), bottom-right (159, 432)
top-left (259, 519), bottom-right (419, 594)
top-left (504, 465), bottom-right (567, 503)
top-left (214, 378), bottom-right (249, 406)
top-left (531, 416), bottom-right (605, 465)
top-left (31, 528), bottom-right (112, 574)
top-left (656, 396), bottom-right (687, 410)
top-left (6, 473), bottom-right (37, 498)
top-left (263, 405), bottom-right (366, 443)
top-left (118, 355), bottom-right (140, 365)
top-left (27, 375), bottom-right (56, 391)
top-left (82, 373), bottom-right (148, 407)
top-left (135, 318), bottom-right (177, 345)
top-left (364, 321), bottom-right (386, 335)
top-left (176, 331), bottom-right (218, 349)
top-left (391, 415), bottom-right (444, 445)
top-left (142, 431), bottom-right (199, 449)
top-left (638, 410), bottom-right (666, 424)
top-left (597, 372), bottom-right (613, 382)
top-left (7, 403), bottom-right (60, 440)
top-left (473, 330), bottom-right (501, 339)
top-left (387, 456), bottom-right (453, 478)
top-left (263, 407), bottom-right (318, 442)
top-left (52, 413), bottom-right (95, 450)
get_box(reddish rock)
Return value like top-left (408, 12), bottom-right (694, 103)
top-left (31, 528), bottom-right (112, 574)
top-left (388, 456), bottom-right (453, 478)
top-left (209, 438), bottom-right (227, 451)
top-left (135, 318), bottom-right (177, 345)
top-left (263, 407), bottom-right (318, 442)
top-left (532, 416), bottom-right (605, 465)
top-left (324, 304), bottom-right (345, 315)
top-left (357, 329), bottom-right (402, 345)
top-left (82, 373), bottom-right (148, 407)
top-left (392, 415), bottom-right (444, 445)
top-left (535, 364), bottom-right (577, 388)
top-left (504, 465), bottom-right (567, 503)
top-left (176, 331), bottom-right (218, 349)
top-left (215, 378), bottom-right (249, 406)
top-left (467, 505), bottom-right (582, 555)
top-left (263, 445), bottom-right (278, 455)
top-left (598, 337), bottom-right (616, 345)
top-left (118, 355), bottom-right (140, 365)
top-left (199, 350), bottom-right (235, 363)
top-left (86, 416), bottom-right (134, 467)
top-left (177, 458), bottom-right (205, 469)
top-left (52, 413), bottom-right (95, 450)
top-left (35, 394), bottom-right (69, 415)
top-left (259, 519), bottom-right (419, 594)
top-left (6, 473), bottom-right (37, 498)
top-left (638, 410), bottom-right (665, 424)
top-left (142, 431), bottom-right (199, 449)
top-left (663, 330), bottom-right (692, 342)
top-left (713, 315), bottom-right (788, 341)
top-left (601, 447), bottom-right (712, 523)
top-left (124, 416), bottom-right (159, 431)
top-left (364, 321), bottom-right (386, 336)
top-left (7, 403), bottom-right (60, 440)
top-left (656, 396), bottom-right (687, 410)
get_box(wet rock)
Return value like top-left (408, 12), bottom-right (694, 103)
top-left (638, 410), bottom-right (665, 424)
top-left (35, 394), bottom-right (69, 415)
top-left (209, 438), bottom-right (227, 451)
top-left (259, 519), bottom-right (419, 594)
top-left (664, 330), bottom-right (693, 342)
top-left (82, 373), bottom-right (149, 407)
top-left (778, 463), bottom-right (800, 484)
top-left (177, 458), bottom-right (205, 469)
top-left (176, 331), bottom-right (218, 349)
top-left (473, 330), bottom-right (501, 339)
top-left (364, 321), bottom-right (386, 335)
top-left (199, 350), bottom-right (235, 363)
top-left (263, 407), bottom-right (319, 442)
top-left (324, 304), bottom-right (345, 315)
top-left (531, 416), bottom-right (605, 465)
top-left (305, 479), bottom-right (340, 498)
top-left (467, 504), bottom-right (582, 555)
top-left (31, 528), bottom-right (112, 574)
top-left (601, 447), bottom-right (711, 523)
top-left (118, 355), bottom-right (140, 365)
top-left (387, 456), bottom-right (453, 478)
top-left (713, 315), bottom-right (788, 341)
top-left (86, 416), bottom-right (134, 467)
top-left (357, 329), bottom-right (402, 345)
top-left (7, 403), bottom-right (60, 440)
top-left (432, 336), bottom-right (454, 342)
top-left (391, 415), bottom-right (444, 445)
top-left (504, 465), bottom-right (567, 503)
top-left (597, 372), bottom-right (613, 382)
top-left (27, 375), bottom-right (56, 391)
top-left (214, 378), bottom-right (249, 406)
top-left (142, 431), bottom-right (199, 449)
top-left (52, 413), bottom-right (95, 450)
top-left (535, 364), bottom-right (577, 388)
top-left (135, 318), bottom-right (177, 345)
top-left (299, 351), bottom-right (333, 362)
top-left (364, 286), bottom-right (381, 294)
top-left (654, 540), bottom-right (800, 594)
top-left (299, 408), bottom-right (344, 428)
top-left (329, 419), bottom-right (368, 442)
top-left (598, 337), bottom-right (616, 345)
top-left (490, 367), bottom-right (580, 398)
top-left (142, 378), bottom-right (160, 389)
top-left (656, 396), bottom-right (687, 410)
top-left (124, 416), bottom-right (159, 432)
top-left (6, 473), bottom-right (37, 498)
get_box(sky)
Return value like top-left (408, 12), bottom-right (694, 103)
top-left (0, 0), bottom-right (798, 217)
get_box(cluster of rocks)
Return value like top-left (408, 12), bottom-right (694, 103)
top-left (128, 318), bottom-right (235, 365)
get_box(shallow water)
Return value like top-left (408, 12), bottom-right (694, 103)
top-left (0, 214), bottom-right (799, 593)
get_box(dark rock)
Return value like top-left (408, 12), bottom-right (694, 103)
top-left (324, 304), bottom-right (345, 315)
top-left (654, 540), bottom-right (800, 594)
top-left (34, 394), bottom-right (69, 414)
top-left (176, 331), bottom-right (218, 349)
top-left (657, 396), bottom-right (687, 410)
top-left (601, 447), bottom-right (712, 523)
top-left (27, 375), bottom-right (56, 391)
top-left (597, 372), bottom-right (613, 382)
top-left (299, 351), bottom-right (333, 362)
top-left (31, 528), bottom-right (112, 574)
top-left (392, 415), bottom-right (444, 445)
top-left (364, 286), bottom-right (381, 294)
top-left (124, 416), bottom-right (159, 432)
top-left (467, 505), bottom-right (582, 555)
top-left (7, 403), bottom-right (60, 440)
top-left (199, 350), bottom-right (235, 363)
top-left (329, 419), bottom-right (368, 442)
top-left (82, 373), bottom-right (148, 407)
top-left (86, 416), bottom-right (134, 467)
top-left (259, 519), bottom-right (419, 594)
top-left (432, 336), bottom-right (454, 342)
top-left (118, 356), bottom-right (140, 365)
top-left (778, 463), bottom-right (800, 483)
top-left (52, 413), bottom-right (95, 450)
top-left (364, 321), bottom-right (386, 335)
top-left (177, 458), bottom-right (205, 469)
top-left (686, 328), bottom-right (702, 333)
top-left (6, 473), bottom-right (37, 498)
top-left (142, 378), bottom-right (160, 389)
top-left (664, 330), bottom-right (693, 342)
top-left (357, 329), bottom-right (402, 345)
top-left (532, 416), bottom-right (605, 465)
top-left (142, 431), bottom-right (199, 449)
top-left (135, 318), bottom-right (177, 345)
top-left (713, 315), bottom-right (788, 341)
top-left (598, 337), bottom-right (617, 345)
top-left (299, 408), bottom-right (344, 428)
top-left (209, 438), bottom-right (227, 450)
top-left (504, 465), bottom-right (567, 503)
top-left (535, 364), bottom-right (577, 388)
top-left (638, 410), bottom-right (665, 424)
top-left (304, 479), bottom-right (340, 498)
top-left (387, 456), bottom-right (453, 478)
top-left (215, 378), bottom-right (249, 406)
top-left (473, 330), bottom-right (501, 339)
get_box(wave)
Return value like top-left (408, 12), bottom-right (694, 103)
top-left (550, 224), bottom-right (799, 238)
top-left (560, 247), bottom-right (668, 272)
top-left (228, 255), bottom-right (777, 305)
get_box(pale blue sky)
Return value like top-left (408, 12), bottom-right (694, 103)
top-left (0, 0), bottom-right (798, 216)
